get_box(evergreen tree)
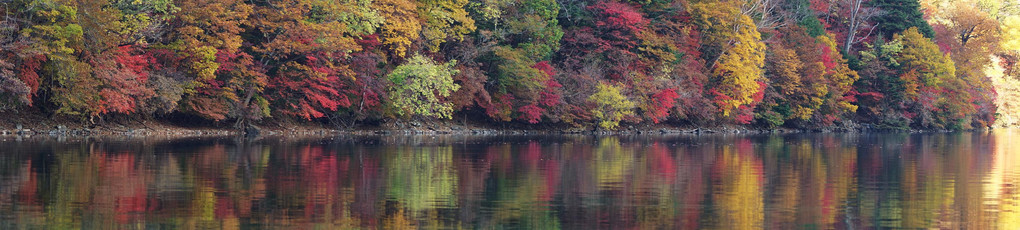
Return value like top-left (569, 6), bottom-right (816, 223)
top-left (869, 0), bottom-right (935, 39)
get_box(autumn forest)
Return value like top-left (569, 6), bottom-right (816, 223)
top-left (1, 0), bottom-right (1018, 130)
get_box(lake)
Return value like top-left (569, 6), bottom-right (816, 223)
top-left (1, 130), bottom-right (1019, 229)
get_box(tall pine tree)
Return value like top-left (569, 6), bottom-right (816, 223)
top-left (870, 0), bottom-right (934, 38)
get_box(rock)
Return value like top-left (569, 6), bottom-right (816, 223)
top-left (245, 125), bottom-right (261, 137)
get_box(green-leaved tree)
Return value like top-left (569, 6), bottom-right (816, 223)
top-left (387, 54), bottom-right (461, 119)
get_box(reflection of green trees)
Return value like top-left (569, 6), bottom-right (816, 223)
top-left (386, 146), bottom-right (458, 215)
top-left (47, 148), bottom-right (97, 229)
top-left (487, 143), bottom-right (562, 229)
top-left (758, 135), bottom-right (859, 229)
top-left (4, 133), bottom-right (1020, 229)
top-left (856, 132), bottom-right (998, 229)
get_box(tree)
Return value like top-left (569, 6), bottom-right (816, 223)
top-left (897, 28), bottom-right (954, 93)
top-left (858, 27), bottom-right (961, 128)
top-left (471, 0), bottom-right (563, 123)
top-left (171, 0), bottom-right (254, 121)
top-left (387, 54), bottom-right (461, 119)
top-left (870, 0), bottom-right (935, 38)
top-left (816, 35), bottom-right (860, 124)
top-left (0, 60), bottom-right (31, 110)
top-left (934, 2), bottom-right (999, 127)
top-left (418, 0), bottom-right (476, 51)
top-left (249, 0), bottom-right (381, 121)
top-left (837, 0), bottom-right (884, 54)
top-left (588, 82), bottom-right (635, 130)
top-left (375, 0), bottom-right (422, 58)
top-left (14, 0), bottom-right (86, 114)
top-left (172, 0), bottom-right (251, 81)
top-left (484, 47), bottom-right (559, 122)
top-left (938, 2), bottom-right (999, 75)
top-left (899, 27), bottom-right (959, 128)
top-left (0, 2), bottom-right (37, 109)
top-left (691, 0), bottom-right (767, 118)
top-left (759, 43), bottom-right (804, 127)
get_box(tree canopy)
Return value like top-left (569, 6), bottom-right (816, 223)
top-left (0, 0), bottom-right (1008, 130)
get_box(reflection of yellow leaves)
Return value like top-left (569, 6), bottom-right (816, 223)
top-left (594, 137), bottom-right (634, 187)
top-left (196, 184), bottom-right (217, 222)
top-left (222, 217), bottom-right (240, 230)
top-left (714, 145), bottom-right (763, 229)
top-left (385, 209), bottom-right (416, 229)
top-left (822, 146), bottom-right (857, 226)
top-left (993, 130), bottom-right (1020, 229)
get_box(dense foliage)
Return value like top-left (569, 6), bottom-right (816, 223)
top-left (0, 0), bottom-right (1011, 130)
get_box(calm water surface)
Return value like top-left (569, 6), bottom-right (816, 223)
top-left (1, 130), bottom-right (1020, 229)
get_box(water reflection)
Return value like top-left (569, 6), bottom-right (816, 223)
top-left (0, 131), bottom-right (1018, 229)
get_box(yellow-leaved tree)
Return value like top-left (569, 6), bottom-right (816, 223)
top-left (691, 0), bottom-right (766, 118)
top-left (376, 0), bottom-right (422, 58)
top-left (418, 0), bottom-right (476, 51)
top-left (935, 2), bottom-right (999, 127)
top-left (897, 27), bottom-right (966, 128)
top-left (588, 82), bottom-right (635, 130)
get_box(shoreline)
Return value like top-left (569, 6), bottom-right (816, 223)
top-left (0, 110), bottom-right (1003, 138)
top-left (0, 122), bottom-right (998, 138)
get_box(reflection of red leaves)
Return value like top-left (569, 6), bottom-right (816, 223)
top-left (522, 142), bottom-right (542, 164)
top-left (215, 197), bottom-right (236, 219)
top-left (17, 161), bottom-right (38, 205)
top-left (540, 159), bottom-right (560, 202)
top-left (649, 144), bottom-right (676, 180)
top-left (114, 187), bottom-right (148, 223)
